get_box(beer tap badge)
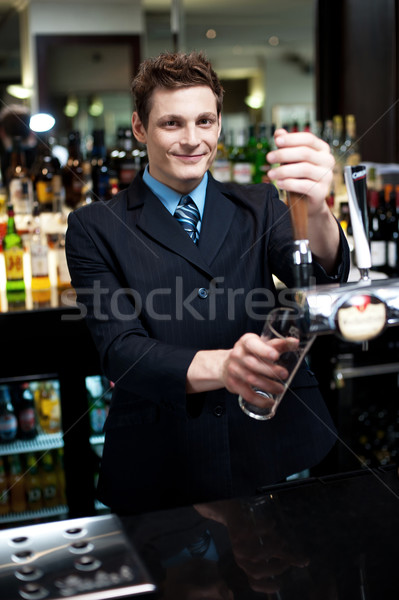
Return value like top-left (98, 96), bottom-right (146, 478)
top-left (336, 294), bottom-right (386, 342)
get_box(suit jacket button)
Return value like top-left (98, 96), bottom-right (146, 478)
top-left (198, 287), bottom-right (208, 299)
top-left (213, 405), bottom-right (224, 417)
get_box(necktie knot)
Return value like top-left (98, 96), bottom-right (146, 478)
top-left (174, 195), bottom-right (200, 244)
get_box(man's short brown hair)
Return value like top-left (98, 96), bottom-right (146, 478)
top-left (131, 51), bottom-right (224, 129)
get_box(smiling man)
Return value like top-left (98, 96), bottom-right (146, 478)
top-left (66, 51), bottom-right (350, 515)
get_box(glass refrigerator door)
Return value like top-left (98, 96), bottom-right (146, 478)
top-left (0, 375), bottom-right (68, 527)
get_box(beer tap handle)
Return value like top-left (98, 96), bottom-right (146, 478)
top-left (344, 165), bottom-right (371, 280)
top-left (287, 191), bottom-right (313, 288)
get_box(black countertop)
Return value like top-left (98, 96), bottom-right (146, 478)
top-left (121, 466), bottom-right (399, 599)
top-left (1, 467), bottom-right (399, 600)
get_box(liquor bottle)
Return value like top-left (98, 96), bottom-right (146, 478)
top-left (331, 115), bottom-right (345, 196)
top-left (322, 119), bottom-right (334, 147)
top-left (343, 114), bottom-right (361, 167)
top-left (3, 203), bottom-right (25, 304)
top-left (36, 381), bottom-right (62, 434)
top-left (230, 130), bottom-right (253, 184)
top-left (40, 452), bottom-right (59, 508)
top-left (53, 232), bottom-right (71, 292)
top-left (30, 135), bottom-right (62, 212)
top-left (87, 375), bottom-right (107, 436)
top-left (16, 383), bottom-right (38, 440)
top-left (385, 184), bottom-right (398, 276)
top-left (111, 127), bottom-right (140, 191)
top-left (0, 456), bottom-right (10, 515)
top-left (62, 131), bottom-right (84, 209)
top-left (6, 137), bottom-right (33, 216)
top-left (78, 160), bottom-right (94, 207)
top-left (0, 385), bottom-right (18, 443)
top-left (368, 189), bottom-right (387, 272)
top-left (252, 123), bottom-right (271, 184)
top-left (25, 453), bottom-right (43, 511)
top-left (331, 115), bottom-right (344, 157)
top-left (8, 454), bottom-right (27, 513)
top-left (91, 129), bottom-right (110, 201)
top-left (55, 448), bottom-right (67, 505)
top-left (29, 202), bottom-right (51, 292)
top-left (211, 132), bottom-right (231, 182)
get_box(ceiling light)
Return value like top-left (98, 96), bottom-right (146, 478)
top-left (64, 95), bottom-right (79, 118)
top-left (268, 36), bottom-right (280, 47)
top-left (88, 96), bottom-right (104, 117)
top-left (6, 85), bottom-right (33, 99)
top-left (206, 29), bottom-right (217, 39)
top-left (29, 113), bottom-right (55, 133)
top-left (245, 92), bottom-right (264, 110)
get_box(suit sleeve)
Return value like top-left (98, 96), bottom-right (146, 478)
top-left (65, 209), bottom-right (197, 417)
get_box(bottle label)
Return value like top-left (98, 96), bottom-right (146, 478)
top-left (90, 406), bottom-right (107, 434)
top-left (388, 240), bottom-right (397, 268)
top-left (36, 181), bottom-right (54, 204)
top-left (212, 160), bottom-right (231, 182)
top-left (27, 486), bottom-right (42, 506)
top-left (43, 483), bottom-right (57, 501)
top-left (9, 178), bottom-right (33, 214)
top-left (57, 248), bottom-right (70, 285)
top-left (370, 240), bottom-right (386, 267)
top-left (233, 163), bottom-right (253, 184)
top-left (0, 487), bottom-right (9, 507)
top-left (19, 407), bottom-right (36, 433)
top-left (0, 414), bottom-right (18, 440)
top-left (4, 247), bottom-right (24, 280)
top-left (31, 241), bottom-right (49, 278)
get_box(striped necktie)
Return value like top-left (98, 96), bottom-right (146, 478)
top-left (174, 195), bottom-right (200, 244)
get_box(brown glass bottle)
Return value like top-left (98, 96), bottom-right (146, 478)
top-left (6, 137), bottom-right (33, 215)
top-left (62, 131), bottom-right (84, 209)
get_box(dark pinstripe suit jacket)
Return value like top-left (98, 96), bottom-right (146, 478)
top-left (66, 171), bottom-right (350, 514)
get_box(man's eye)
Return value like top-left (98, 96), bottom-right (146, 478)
top-left (199, 118), bottom-right (212, 125)
top-left (165, 120), bottom-right (177, 127)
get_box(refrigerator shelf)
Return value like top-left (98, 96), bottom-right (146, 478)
top-left (0, 504), bottom-right (69, 525)
top-left (0, 433), bottom-right (64, 456)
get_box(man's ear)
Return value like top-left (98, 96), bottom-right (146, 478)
top-left (132, 112), bottom-right (147, 144)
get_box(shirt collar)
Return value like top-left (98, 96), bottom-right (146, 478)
top-left (143, 165), bottom-right (207, 220)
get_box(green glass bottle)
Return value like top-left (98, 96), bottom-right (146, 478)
top-left (3, 203), bottom-right (25, 305)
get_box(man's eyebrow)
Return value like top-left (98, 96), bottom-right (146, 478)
top-left (156, 111), bottom-right (217, 123)
top-left (156, 114), bottom-right (181, 123)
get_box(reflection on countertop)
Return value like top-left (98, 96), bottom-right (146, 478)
top-left (122, 466), bottom-right (399, 599)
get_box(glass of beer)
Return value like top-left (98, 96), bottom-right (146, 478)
top-left (238, 306), bottom-right (315, 420)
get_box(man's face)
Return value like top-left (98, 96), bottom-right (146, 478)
top-left (132, 86), bottom-right (221, 194)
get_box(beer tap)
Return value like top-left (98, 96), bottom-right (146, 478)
top-left (287, 191), bottom-right (313, 289)
top-left (293, 165), bottom-right (399, 344)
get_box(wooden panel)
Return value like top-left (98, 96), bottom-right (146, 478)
top-left (316, 0), bottom-right (399, 163)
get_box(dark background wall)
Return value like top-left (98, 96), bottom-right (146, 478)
top-left (316, 0), bottom-right (399, 163)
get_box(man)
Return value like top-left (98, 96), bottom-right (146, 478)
top-left (66, 51), bottom-right (349, 514)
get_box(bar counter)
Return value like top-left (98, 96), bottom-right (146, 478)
top-left (1, 466), bottom-right (398, 599)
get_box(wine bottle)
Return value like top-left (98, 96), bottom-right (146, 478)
top-left (3, 203), bottom-right (25, 304)
top-left (6, 136), bottom-right (33, 216)
top-left (91, 129), bottom-right (110, 201)
top-left (29, 201), bottom-right (51, 293)
top-left (368, 190), bottom-right (387, 273)
top-left (230, 130), bottom-right (253, 184)
top-left (252, 123), bottom-right (271, 184)
top-left (62, 131), bottom-right (84, 209)
top-left (8, 454), bottom-right (27, 513)
top-left (30, 134), bottom-right (62, 212)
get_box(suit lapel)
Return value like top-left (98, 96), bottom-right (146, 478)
top-left (198, 174), bottom-right (237, 266)
top-left (128, 174), bottom-right (216, 279)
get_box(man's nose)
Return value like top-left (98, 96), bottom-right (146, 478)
top-left (181, 124), bottom-right (200, 145)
